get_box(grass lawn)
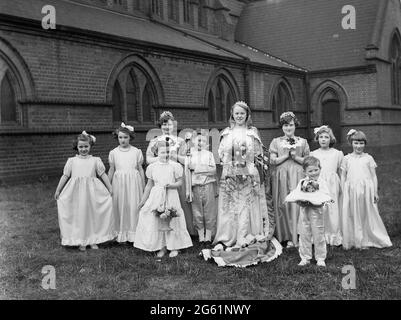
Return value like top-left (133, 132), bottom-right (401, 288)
top-left (1, 158), bottom-right (401, 300)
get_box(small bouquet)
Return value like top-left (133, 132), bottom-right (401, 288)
top-left (156, 207), bottom-right (179, 220)
top-left (283, 137), bottom-right (300, 150)
top-left (300, 180), bottom-right (319, 193)
top-left (285, 178), bottom-right (332, 207)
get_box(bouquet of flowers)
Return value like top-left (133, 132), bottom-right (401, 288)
top-left (155, 207), bottom-right (179, 220)
top-left (283, 137), bottom-right (300, 150)
top-left (285, 178), bottom-right (332, 206)
top-left (300, 179), bottom-right (319, 193)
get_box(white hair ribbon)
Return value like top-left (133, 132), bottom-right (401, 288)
top-left (314, 125), bottom-right (329, 135)
top-left (82, 131), bottom-right (96, 143)
top-left (120, 122), bottom-right (134, 132)
top-left (347, 129), bottom-right (357, 137)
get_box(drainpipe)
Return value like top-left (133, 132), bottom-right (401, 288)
top-left (244, 64), bottom-right (250, 104)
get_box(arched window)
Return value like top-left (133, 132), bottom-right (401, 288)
top-left (183, 0), bottom-right (190, 24)
top-left (0, 72), bottom-right (16, 123)
top-left (112, 64), bottom-right (158, 124)
top-left (321, 89), bottom-right (341, 144)
top-left (134, 0), bottom-right (141, 10)
top-left (151, 0), bottom-right (162, 17)
top-left (390, 33), bottom-right (401, 105)
top-left (207, 75), bottom-right (236, 123)
top-left (112, 81), bottom-right (123, 122)
top-left (198, 0), bottom-right (207, 28)
top-left (272, 81), bottom-right (293, 123)
top-left (126, 70), bottom-right (138, 122)
top-left (142, 83), bottom-right (153, 123)
top-left (168, 0), bottom-right (179, 22)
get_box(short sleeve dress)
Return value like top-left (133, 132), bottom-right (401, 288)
top-left (341, 153), bottom-right (392, 249)
top-left (134, 161), bottom-right (193, 252)
top-left (311, 148), bottom-right (344, 245)
top-left (109, 146), bottom-right (144, 242)
top-left (57, 155), bottom-right (115, 246)
top-left (146, 134), bottom-right (195, 236)
top-left (269, 136), bottom-right (310, 245)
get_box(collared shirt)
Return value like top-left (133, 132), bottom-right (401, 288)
top-left (189, 149), bottom-right (217, 186)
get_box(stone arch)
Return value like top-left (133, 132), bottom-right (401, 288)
top-left (204, 67), bottom-right (240, 123)
top-left (269, 77), bottom-right (295, 123)
top-left (106, 54), bottom-right (164, 124)
top-left (311, 79), bottom-right (348, 143)
top-left (0, 36), bottom-right (35, 101)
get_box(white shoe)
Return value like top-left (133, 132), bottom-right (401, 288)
top-left (156, 247), bottom-right (167, 258)
top-left (317, 260), bottom-right (326, 267)
top-left (298, 259), bottom-right (310, 266)
top-left (90, 244), bottom-right (99, 250)
top-left (169, 250), bottom-right (179, 258)
top-left (79, 245), bottom-right (86, 251)
top-left (286, 241), bottom-right (295, 248)
top-left (212, 243), bottom-right (224, 251)
top-left (198, 228), bottom-right (205, 242)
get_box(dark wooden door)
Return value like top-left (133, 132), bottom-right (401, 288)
top-left (322, 99), bottom-right (341, 144)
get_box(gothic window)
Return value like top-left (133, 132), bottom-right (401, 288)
top-left (151, 0), bottom-right (162, 17)
top-left (112, 65), bottom-right (158, 124)
top-left (168, 0), bottom-right (179, 22)
top-left (126, 70), bottom-right (138, 122)
top-left (0, 55), bottom-right (20, 126)
top-left (112, 81), bottom-right (123, 122)
top-left (183, 0), bottom-right (190, 23)
top-left (390, 33), bottom-right (401, 105)
top-left (272, 82), bottom-right (293, 123)
top-left (208, 76), bottom-right (236, 123)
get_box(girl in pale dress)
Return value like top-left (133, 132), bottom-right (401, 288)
top-left (269, 112), bottom-right (310, 248)
top-left (108, 123), bottom-right (145, 243)
top-left (146, 111), bottom-right (195, 236)
top-left (341, 129), bottom-right (392, 249)
top-left (134, 141), bottom-right (193, 258)
top-left (311, 125), bottom-right (343, 246)
top-left (54, 131), bottom-right (115, 251)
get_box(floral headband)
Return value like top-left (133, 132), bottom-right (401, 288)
top-left (314, 125), bottom-right (329, 135)
top-left (280, 111), bottom-right (295, 120)
top-left (120, 122), bottom-right (134, 132)
top-left (347, 129), bottom-right (357, 137)
top-left (81, 131), bottom-right (96, 143)
top-left (160, 111), bottom-right (174, 119)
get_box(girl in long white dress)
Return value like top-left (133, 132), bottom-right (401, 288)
top-left (341, 129), bottom-right (392, 249)
top-left (108, 123), bottom-right (145, 243)
top-left (134, 141), bottom-right (193, 258)
top-left (146, 111), bottom-right (195, 236)
top-left (54, 131), bottom-right (115, 251)
top-left (311, 125), bottom-right (343, 246)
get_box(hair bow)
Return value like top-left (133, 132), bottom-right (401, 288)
top-left (314, 125), bottom-right (329, 135)
top-left (347, 129), bottom-right (357, 137)
top-left (120, 122), bottom-right (134, 132)
top-left (82, 130), bottom-right (96, 143)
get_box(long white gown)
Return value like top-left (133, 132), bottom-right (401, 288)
top-left (341, 153), bottom-right (392, 249)
top-left (109, 145), bottom-right (144, 242)
top-left (311, 148), bottom-right (343, 245)
top-left (134, 161), bottom-right (193, 252)
top-left (57, 155), bottom-right (115, 246)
